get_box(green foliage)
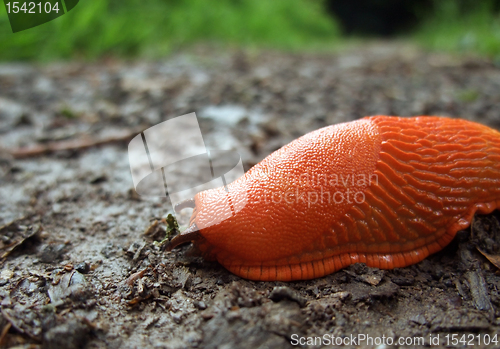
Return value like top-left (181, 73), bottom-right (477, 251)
top-left (0, 0), bottom-right (340, 61)
top-left (414, 0), bottom-right (500, 57)
top-left (457, 88), bottom-right (480, 103)
top-left (3, 0), bottom-right (499, 61)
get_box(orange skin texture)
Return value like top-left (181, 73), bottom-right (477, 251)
top-left (173, 116), bottom-right (500, 281)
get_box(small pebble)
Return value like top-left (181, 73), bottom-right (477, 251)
top-left (269, 286), bottom-right (307, 307)
top-left (75, 262), bottom-right (90, 274)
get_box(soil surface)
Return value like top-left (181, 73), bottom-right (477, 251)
top-left (1, 43), bottom-right (500, 349)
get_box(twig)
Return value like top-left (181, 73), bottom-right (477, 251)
top-left (126, 268), bottom-right (148, 286)
top-left (8, 129), bottom-right (141, 159)
top-left (0, 322), bottom-right (11, 347)
top-left (0, 225), bottom-right (41, 260)
top-left (0, 307), bottom-right (41, 342)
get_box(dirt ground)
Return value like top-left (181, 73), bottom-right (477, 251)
top-left (1, 43), bottom-right (500, 349)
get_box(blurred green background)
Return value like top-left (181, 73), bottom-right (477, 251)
top-left (0, 0), bottom-right (499, 61)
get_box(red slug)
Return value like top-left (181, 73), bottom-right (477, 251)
top-left (167, 116), bottom-right (500, 281)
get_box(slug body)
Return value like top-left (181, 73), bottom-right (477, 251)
top-left (168, 116), bottom-right (500, 281)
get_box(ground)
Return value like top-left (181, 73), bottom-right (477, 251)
top-left (1, 43), bottom-right (500, 349)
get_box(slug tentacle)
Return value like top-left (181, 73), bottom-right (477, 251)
top-left (166, 221), bottom-right (218, 260)
top-left (166, 223), bottom-right (200, 251)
